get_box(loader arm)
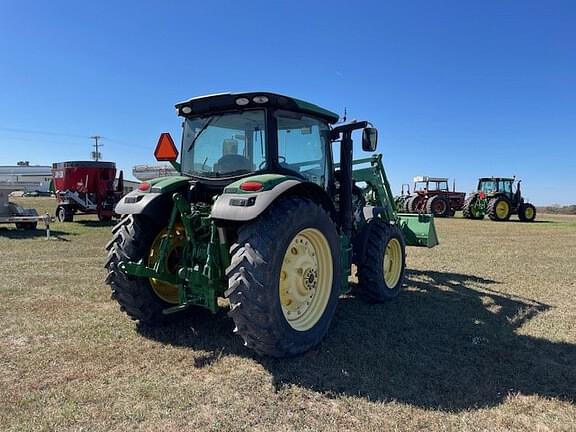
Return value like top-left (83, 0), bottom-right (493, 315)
top-left (348, 154), bottom-right (439, 248)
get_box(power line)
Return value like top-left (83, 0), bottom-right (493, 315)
top-left (0, 126), bottom-right (88, 139)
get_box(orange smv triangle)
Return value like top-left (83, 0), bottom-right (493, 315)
top-left (154, 133), bottom-right (179, 161)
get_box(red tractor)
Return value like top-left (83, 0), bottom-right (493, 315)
top-left (52, 161), bottom-right (123, 222)
top-left (402, 176), bottom-right (466, 217)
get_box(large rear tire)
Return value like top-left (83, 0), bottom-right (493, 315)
top-left (462, 195), bottom-right (484, 220)
top-left (354, 219), bottom-right (406, 302)
top-left (407, 195), bottom-right (424, 213)
top-left (104, 215), bottom-right (185, 324)
top-left (488, 196), bottom-right (511, 221)
top-left (225, 197), bottom-right (341, 357)
top-left (426, 195), bottom-right (450, 217)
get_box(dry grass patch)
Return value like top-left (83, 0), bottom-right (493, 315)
top-left (1, 198), bottom-right (575, 431)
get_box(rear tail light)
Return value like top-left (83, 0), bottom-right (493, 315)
top-left (240, 181), bottom-right (263, 192)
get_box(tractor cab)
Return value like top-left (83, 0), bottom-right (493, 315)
top-left (477, 177), bottom-right (515, 200)
top-left (154, 92), bottom-right (341, 190)
top-left (413, 176), bottom-right (449, 194)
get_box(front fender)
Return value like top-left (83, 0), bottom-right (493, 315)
top-left (211, 174), bottom-right (303, 222)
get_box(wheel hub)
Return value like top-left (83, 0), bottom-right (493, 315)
top-left (496, 201), bottom-right (509, 218)
top-left (148, 223), bottom-right (185, 304)
top-left (303, 268), bottom-right (318, 290)
top-left (279, 228), bottom-right (333, 331)
top-left (383, 238), bottom-right (402, 288)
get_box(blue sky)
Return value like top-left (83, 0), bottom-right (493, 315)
top-left (1, 1), bottom-right (574, 205)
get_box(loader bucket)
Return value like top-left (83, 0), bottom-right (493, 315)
top-left (397, 213), bottom-right (439, 248)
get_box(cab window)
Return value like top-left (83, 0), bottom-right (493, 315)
top-left (276, 110), bottom-right (330, 186)
top-left (499, 180), bottom-right (512, 193)
top-left (479, 180), bottom-right (496, 193)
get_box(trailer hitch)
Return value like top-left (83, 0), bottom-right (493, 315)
top-left (118, 191), bottom-right (223, 314)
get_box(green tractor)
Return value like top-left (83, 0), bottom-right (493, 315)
top-left (105, 92), bottom-right (438, 357)
top-left (462, 177), bottom-right (536, 222)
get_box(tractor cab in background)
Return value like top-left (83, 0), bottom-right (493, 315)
top-left (463, 176), bottom-right (536, 222)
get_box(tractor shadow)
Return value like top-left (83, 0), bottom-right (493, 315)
top-left (0, 226), bottom-right (72, 240)
top-left (138, 269), bottom-right (576, 411)
top-left (75, 220), bottom-right (116, 227)
top-left (506, 219), bottom-right (557, 224)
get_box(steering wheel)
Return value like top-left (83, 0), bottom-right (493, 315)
top-left (259, 156), bottom-right (286, 170)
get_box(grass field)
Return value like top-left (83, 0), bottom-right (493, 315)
top-left (1, 197), bottom-right (575, 431)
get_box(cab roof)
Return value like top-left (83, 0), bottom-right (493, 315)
top-left (413, 176), bottom-right (448, 182)
top-left (479, 177), bottom-right (515, 182)
top-left (175, 92), bottom-right (340, 124)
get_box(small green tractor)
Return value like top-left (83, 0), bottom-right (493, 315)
top-left (462, 177), bottom-right (536, 222)
top-left (105, 92), bottom-right (438, 357)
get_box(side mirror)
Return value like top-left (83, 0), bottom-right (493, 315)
top-left (154, 133), bottom-right (179, 161)
top-left (362, 127), bottom-right (378, 152)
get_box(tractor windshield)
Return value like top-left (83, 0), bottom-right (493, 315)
top-left (181, 110), bottom-right (267, 178)
top-left (479, 180), bottom-right (497, 193)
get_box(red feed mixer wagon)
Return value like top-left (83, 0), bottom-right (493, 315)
top-left (52, 161), bottom-right (123, 222)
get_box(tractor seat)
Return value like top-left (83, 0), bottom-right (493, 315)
top-left (214, 154), bottom-right (252, 173)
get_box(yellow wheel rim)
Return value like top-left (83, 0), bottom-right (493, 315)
top-left (525, 207), bottom-right (534, 219)
top-left (496, 201), bottom-right (509, 219)
top-left (384, 238), bottom-right (403, 288)
top-left (148, 223), bottom-right (185, 304)
top-left (279, 228), bottom-right (333, 332)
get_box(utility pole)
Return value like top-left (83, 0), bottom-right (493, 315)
top-left (90, 135), bottom-right (102, 161)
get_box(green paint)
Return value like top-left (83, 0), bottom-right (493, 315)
top-left (118, 192), bottom-right (227, 314)
top-left (224, 174), bottom-right (301, 194)
top-left (397, 213), bottom-right (439, 248)
top-left (351, 154), bottom-right (438, 248)
top-left (148, 176), bottom-right (190, 193)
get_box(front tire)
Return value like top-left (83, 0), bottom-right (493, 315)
top-left (225, 197), bottom-right (341, 357)
top-left (518, 203), bottom-right (536, 222)
top-left (354, 219), bottom-right (406, 302)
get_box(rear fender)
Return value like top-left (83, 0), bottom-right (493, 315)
top-left (211, 175), bottom-right (334, 222)
top-left (114, 176), bottom-right (189, 223)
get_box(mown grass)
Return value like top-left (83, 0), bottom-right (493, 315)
top-left (1, 197), bottom-right (575, 431)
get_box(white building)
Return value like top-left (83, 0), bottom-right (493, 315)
top-left (0, 165), bottom-right (53, 193)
